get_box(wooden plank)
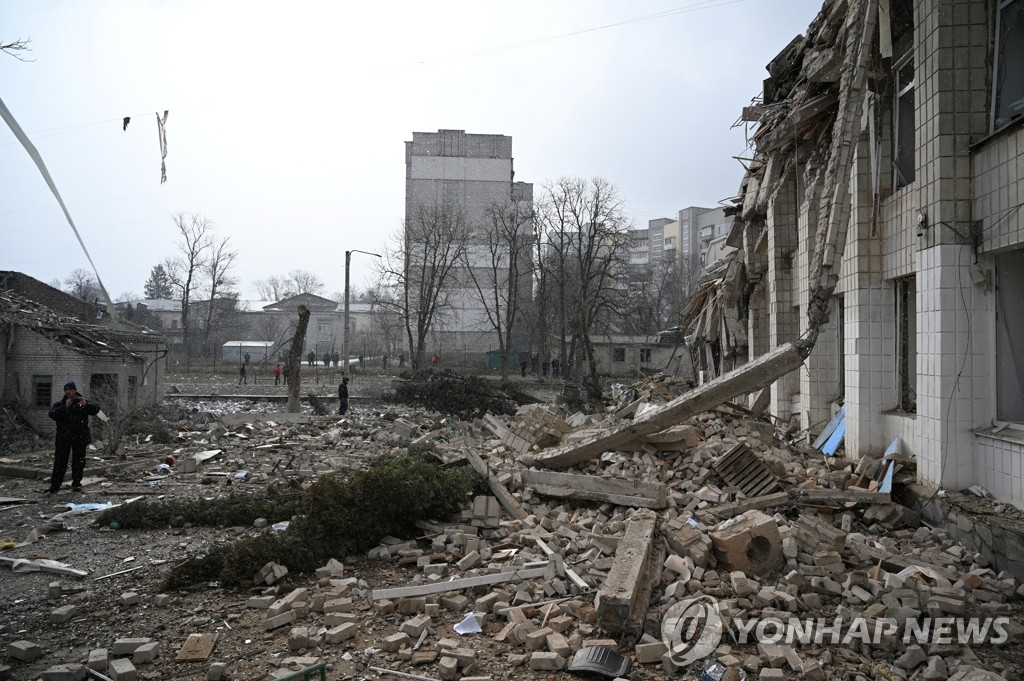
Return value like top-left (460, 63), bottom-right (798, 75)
top-left (525, 342), bottom-right (808, 469)
top-left (370, 567), bottom-right (547, 600)
top-left (0, 556), bottom-right (88, 578)
top-left (520, 470), bottom-right (666, 509)
top-left (463, 449), bottom-right (528, 521)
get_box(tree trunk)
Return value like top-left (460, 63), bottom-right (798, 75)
top-left (287, 305), bottom-right (311, 413)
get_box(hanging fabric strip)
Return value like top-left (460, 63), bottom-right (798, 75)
top-left (156, 110), bottom-right (169, 183)
top-left (0, 95), bottom-right (117, 320)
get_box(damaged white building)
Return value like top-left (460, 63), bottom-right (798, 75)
top-left (687, 0), bottom-right (1024, 507)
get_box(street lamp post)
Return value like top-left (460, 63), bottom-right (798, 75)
top-left (343, 249), bottom-right (382, 375)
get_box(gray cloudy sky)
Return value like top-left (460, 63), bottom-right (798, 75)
top-left (1, 0), bottom-right (821, 300)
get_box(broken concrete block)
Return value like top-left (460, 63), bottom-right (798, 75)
top-left (132, 642), bottom-right (159, 665)
top-left (546, 632), bottom-right (571, 657)
top-left (759, 669), bottom-right (784, 681)
top-left (49, 605), bottom-right (77, 624)
top-left (268, 588), bottom-right (308, 617)
top-left (895, 645), bottom-right (927, 670)
top-left (382, 632), bottom-right (411, 653)
top-left (120, 592), bottom-right (140, 606)
top-left (636, 641), bottom-right (668, 664)
top-left (595, 510), bottom-right (662, 635)
top-left (326, 623), bottom-right (358, 644)
top-left (207, 662), bottom-right (228, 681)
top-left (528, 652), bottom-right (565, 671)
top-left (448, 648), bottom-right (477, 668)
top-left (246, 595), bottom-right (275, 609)
top-left (110, 639), bottom-right (152, 656)
top-left (288, 627), bottom-right (308, 651)
top-left (40, 664), bottom-right (86, 681)
top-left (457, 551), bottom-right (481, 571)
top-left (441, 594), bottom-right (470, 611)
top-left (87, 649), bottom-right (108, 671)
top-left (264, 609), bottom-right (296, 631)
top-left (438, 656), bottom-right (459, 681)
top-left (524, 627), bottom-right (553, 651)
top-left (107, 658), bottom-right (137, 681)
top-left (400, 614), bottom-right (432, 638)
top-left (710, 510), bottom-right (783, 576)
top-left (7, 641), bottom-right (43, 661)
top-left (153, 594), bottom-right (172, 607)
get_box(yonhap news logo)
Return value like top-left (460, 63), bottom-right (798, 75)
top-left (662, 595), bottom-right (1011, 666)
top-left (662, 595), bottom-right (724, 665)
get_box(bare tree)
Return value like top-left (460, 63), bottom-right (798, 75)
top-left (463, 198), bottom-right (535, 380)
top-left (536, 177), bottom-right (631, 402)
top-left (380, 191), bottom-right (470, 369)
top-left (1, 38), bottom-right (32, 61)
top-left (164, 212), bottom-right (213, 371)
top-left (284, 270), bottom-right (325, 296)
top-left (63, 268), bottom-right (101, 302)
top-left (622, 257), bottom-right (681, 336)
top-left (253, 270), bottom-right (325, 299)
top-left (253, 275), bottom-right (287, 301)
top-left (200, 236), bottom-right (239, 358)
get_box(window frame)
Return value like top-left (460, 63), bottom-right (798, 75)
top-left (612, 347), bottom-right (626, 362)
top-left (893, 49), bottom-right (916, 189)
top-left (639, 348), bottom-right (652, 363)
top-left (32, 375), bottom-right (53, 408)
top-left (991, 0), bottom-right (1024, 133)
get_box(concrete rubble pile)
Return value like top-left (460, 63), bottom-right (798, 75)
top-left (3, 374), bottom-right (1024, 681)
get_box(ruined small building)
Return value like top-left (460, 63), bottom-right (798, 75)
top-left (689, 0), bottom-right (1024, 507)
top-left (0, 272), bottom-right (166, 433)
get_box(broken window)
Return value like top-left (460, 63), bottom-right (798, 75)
top-left (895, 277), bottom-right (917, 412)
top-left (993, 0), bottom-right (1024, 132)
top-left (639, 348), bottom-right (652, 363)
top-left (891, 0), bottom-right (915, 189)
top-left (996, 250), bottom-right (1024, 421)
top-left (127, 375), bottom-right (138, 404)
top-left (32, 375), bottom-right (52, 408)
top-left (613, 348), bottom-right (625, 362)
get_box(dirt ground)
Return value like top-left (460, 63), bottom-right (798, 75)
top-left (0, 370), bottom-right (569, 680)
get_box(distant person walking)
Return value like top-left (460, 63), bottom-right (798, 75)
top-left (243, 351), bottom-right (251, 365)
top-left (338, 376), bottom-right (350, 415)
top-left (431, 353), bottom-right (439, 368)
top-left (46, 381), bottom-right (100, 494)
top-left (273, 363), bottom-right (282, 385)
top-left (358, 354), bottom-right (364, 370)
top-left (332, 351), bottom-right (339, 368)
top-left (239, 364), bottom-right (247, 385)
top-left (282, 363), bottom-right (289, 386)
top-left (399, 352), bottom-right (405, 368)
top-left (307, 351), bottom-right (316, 367)
top-left (382, 353), bottom-right (389, 371)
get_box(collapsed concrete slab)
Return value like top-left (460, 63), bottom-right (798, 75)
top-left (525, 342), bottom-right (808, 469)
top-left (519, 469), bottom-right (667, 509)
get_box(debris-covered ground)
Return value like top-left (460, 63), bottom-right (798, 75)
top-left (1, 371), bottom-right (1023, 681)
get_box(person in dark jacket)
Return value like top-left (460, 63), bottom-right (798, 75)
top-left (47, 381), bottom-right (100, 494)
top-left (338, 376), bottom-right (350, 415)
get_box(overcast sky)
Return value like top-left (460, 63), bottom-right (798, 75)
top-left (1, 0), bottom-right (821, 302)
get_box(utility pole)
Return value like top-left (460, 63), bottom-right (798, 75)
top-left (343, 249), bottom-right (382, 375)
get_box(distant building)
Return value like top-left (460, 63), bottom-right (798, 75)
top-left (405, 129), bottom-right (533, 358)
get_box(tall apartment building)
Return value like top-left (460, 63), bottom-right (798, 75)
top-left (404, 129), bottom-right (533, 358)
top-left (629, 207), bottom-right (732, 295)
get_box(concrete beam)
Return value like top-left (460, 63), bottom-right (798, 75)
top-left (525, 342), bottom-right (808, 469)
top-left (595, 509), bottom-right (662, 636)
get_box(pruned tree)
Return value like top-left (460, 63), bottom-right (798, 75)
top-left (63, 268), bottom-right (101, 303)
top-left (380, 191), bottom-right (470, 369)
top-left (143, 264), bottom-right (174, 299)
top-left (164, 212), bottom-right (213, 371)
top-left (536, 177), bottom-right (631, 402)
top-left (463, 198), bottom-right (535, 380)
top-left (622, 257), bottom-right (682, 336)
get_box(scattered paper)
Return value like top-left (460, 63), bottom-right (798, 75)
top-left (453, 612), bottom-right (482, 635)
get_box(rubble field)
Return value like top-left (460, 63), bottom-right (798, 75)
top-left (1, 372), bottom-right (1022, 681)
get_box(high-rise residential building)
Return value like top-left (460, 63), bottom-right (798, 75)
top-left (629, 206), bottom-right (732, 296)
top-left (404, 129), bottom-right (533, 358)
